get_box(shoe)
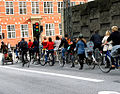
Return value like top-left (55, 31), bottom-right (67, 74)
top-left (110, 67), bottom-right (115, 70)
top-left (71, 65), bottom-right (75, 68)
top-left (79, 67), bottom-right (83, 70)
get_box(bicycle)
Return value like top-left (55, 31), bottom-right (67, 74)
top-left (99, 46), bottom-right (120, 73)
top-left (39, 50), bottom-right (55, 66)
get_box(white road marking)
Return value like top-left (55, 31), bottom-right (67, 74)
top-left (98, 91), bottom-right (120, 94)
top-left (0, 66), bottom-right (104, 83)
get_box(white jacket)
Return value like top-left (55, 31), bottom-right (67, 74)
top-left (102, 36), bottom-right (112, 51)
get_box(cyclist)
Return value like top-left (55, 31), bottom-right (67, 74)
top-left (107, 26), bottom-right (120, 69)
top-left (102, 30), bottom-right (112, 53)
top-left (76, 34), bottom-right (86, 70)
top-left (20, 38), bottom-right (28, 66)
top-left (45, 37), bottom-right (54, 66)
top-left (59, 34), bottom-right (69, 64)
top-left (41, 37), bottom-right (48, 58)
top-left (1, 41), bottom-right (8, 59)
top-left (31, 37), bottom-right (39, 58)
top-left (90, 30), bottom-right (102, 50)
top-left (28, 39), bottom-right (33, 61)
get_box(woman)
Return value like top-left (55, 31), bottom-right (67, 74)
top-left (76, 34), bottom-right (86, 70)
top-left (45, 37), bottom-right (55, 66)
top-left (102, 30), bottom-right (112, 53)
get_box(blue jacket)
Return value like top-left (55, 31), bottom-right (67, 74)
top-left (76, 40), bottom-right (85, 55)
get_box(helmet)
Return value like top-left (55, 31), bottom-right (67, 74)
top-left (79, 34), bottom-right (83, 38)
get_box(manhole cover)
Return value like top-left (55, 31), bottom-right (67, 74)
top-left (98, 91), bottom-right (120, 94)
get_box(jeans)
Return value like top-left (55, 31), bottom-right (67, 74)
top-left (62, 48), bottom-right (67, 59)
top-left (45, 49), bottom-right (54, 65)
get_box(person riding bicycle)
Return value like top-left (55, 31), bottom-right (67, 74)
top-left (31, 37), bottom-right (39, 58)
top-left (59, 34), bottom-right (69, 64)
top-left (106, 26), bottom-right (120, 69)
top-left (1, 41), bottom-right (8, 59)
top-left (28, 39), bottom-right (33, 61)
top-left (41, 37), bottom-right (48, 57)
top-left (90, 30), bottom-right (102, 51)
top-left (76, 34), bottom-right (86, 70)
top-left (45, 37), bottom-right (55, 66)
top-left (20, 38), bottom-right (28, 66)
top-left (102, 30), bottom-right (112, 53)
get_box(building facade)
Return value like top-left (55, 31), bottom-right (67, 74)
top-left (0, 0), bottom-right (87, 46)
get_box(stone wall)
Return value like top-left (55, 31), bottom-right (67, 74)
top-left (64, 0), bottom-right (120, 39)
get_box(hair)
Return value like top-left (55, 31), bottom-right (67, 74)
top-left (22, 38), bottom-right (24, 41)
top-left (48, 37), bottom-right (52, 42)
top-left (44, 37), bottom-right (47, 40)
top-left (111, 26), bottom-right (118, 31)
top-left (65, 34), bottom-right (68, 38)
top-left (105, 30), bottom-right (111, 36)
top-left (56, 36), bottom-right (60, 40)
top-left (95, 30), bottom-right (99, 34)
top-left (29, 39), bottom-right (31, 41)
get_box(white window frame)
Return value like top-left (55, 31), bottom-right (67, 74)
top-left (7, 25), bottom-right (16, 39)
top-left (5, 1), bottom-right (14, 15)
top-left (20, 24), bottom-right (29, 38)
top-left (45, 24), bottom-right (55, 36)
top-left (19, 1), bottom-right (27, 15)
top-left (57, 2), bottom-right (63, 13)
top-left (59, 23), bottom-right (62, 35)
top-left (31, 1), bottom-right (39, 14)
top-left (44, 2), bottom-right (53, 14)
top-left (70, 2), bottom-right (76, 6)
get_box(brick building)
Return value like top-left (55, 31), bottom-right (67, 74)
top-left (0, 0), bottom-right (87, 46)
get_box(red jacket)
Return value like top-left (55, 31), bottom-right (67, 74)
top-left (46, 42), bottom-right (54, 50)
top-left (28, 41), bottom-right (33, 48)
top-left (42, 40), bottom-right (48, 49)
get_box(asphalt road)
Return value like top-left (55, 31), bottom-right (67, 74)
top-left (0, 53), bottom-right (120, 94)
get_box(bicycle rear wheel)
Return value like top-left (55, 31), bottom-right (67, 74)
top-left (99, 55), bottom-right (112, 73)
top-left (58, 52), bottom-right (65, 67)
top-left (39, 55), bottom-right (46, 66)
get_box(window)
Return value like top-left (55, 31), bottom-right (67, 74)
top-left (45, 24), bottom-right (55, 36)
top-left (59, 24), bottom-right (62, 35)
top-left (58, 2), bottom-right (63, 13)
top-left (7, 25), bottom-right (16, 39)
top-left (21, 24), bottom-right (28, 38)
top-left (80, 2), bottom-right (84, 4)
top-left (44, 2), bottom-right (53, 14)
top-left (70, 2), bottom-right (75, 6)
top-left (32, 2), bottom-right (39, 14)
top-left (19, 2), bottom-right (27, 14)
top-left (6, 2), bottom-right (14, 14)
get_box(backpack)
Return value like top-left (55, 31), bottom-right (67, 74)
top-left (21, 41), bottom-right (28, 50)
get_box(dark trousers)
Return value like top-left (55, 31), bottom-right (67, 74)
top-left (45, 50), bottom-right (54, 65)
top-left (22, 51), bottom-right (27, 63)
top-left (78, 54), bottom-right (85, 69)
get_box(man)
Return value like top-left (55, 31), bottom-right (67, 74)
top-left (59, 34), bottom-right (69, 65)
top-left (28, 39), bottom-right (33, 61)
top-left (107, 26), bottom-right (120, 69)
top-left (20, 38), bottom-right (28, 67)
top-left (90, 30), bottom-right (102, 50)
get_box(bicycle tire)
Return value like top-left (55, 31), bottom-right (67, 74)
top-left (99, 55), bottom-right (112, 73)
top-left (86, 58), bottom-right (96, 69)
top-left (58, 52), bottom-right (65, 67)
top-left (39, 55), bottom-right (46, 66)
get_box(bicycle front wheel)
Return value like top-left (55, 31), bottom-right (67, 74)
top-left (99, 55), bottom-right (112, 73)
top-left (85, 58), bottom-right (96, 69)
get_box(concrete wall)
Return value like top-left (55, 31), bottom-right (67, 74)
top-left (64, 0), bottom-right (120, 39)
